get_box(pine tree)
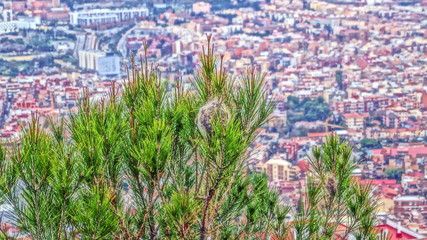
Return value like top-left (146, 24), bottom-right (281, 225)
top-left (0, 38), bottom-right (387, 240)
top-left (294, 136), bottom-right (389, 240)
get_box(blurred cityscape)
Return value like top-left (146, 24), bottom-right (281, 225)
top-left (1, 0), bottom-right (427, 237)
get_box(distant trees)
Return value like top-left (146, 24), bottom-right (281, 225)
top-left (27, 31), bottom-right (54, 52)
top-left (62, 55), bottom-right (78, 65)
top-left (360, 138), bottom-right (382, 149)
top-left (0, 55), bottom-right (58, 77)
top-left (0, 59), bottom-right (19, 77)
top-left (335, 70), bottom-right (343, 90)
top-left (385, 168), bottom-right (404, 182)
top-left (286, 96), bottom-right (331, 123)
top-left (217, 13), bottom-right (237, 24)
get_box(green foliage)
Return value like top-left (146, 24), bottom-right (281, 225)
top-left (336, 70), bottom-right (343, 90)
top-left (0, 39), bottom-right (382, 240)
top-left (0, 144), bottom-right (6, 201)
top-left (0, 56), bottom-right (58, 77)
top-left (27, 31), bottom-right (54, 52)
top-left (8, 118), bottom-right (61, 240)
top-left (384, 168), bottom-right (404, 182)
top-left (0, 59), bottom-right (20, 77)
top-left (71, 185), bottom-right (120, 240)
top-left (360, 138), bottom-right (382, 149)
top-left (286, 96), bottom-right (331, 123)
top-left (162, 190), bottom-right (202, 239)
top-left (62, 55), bottom-right (78, 64)
top-left (294, 136), bottom-right (387, 240)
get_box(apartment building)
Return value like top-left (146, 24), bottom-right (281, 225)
top-left (70, 7), bottom-right (149, 26)
top-left (394, 196), bottom-right (427, 217)
top-left (343, 113), bottom-right (367, 130)
top-left (255, 154), bottom-right (300, 181)
top-left (78, 51), bottom-right (120, 76)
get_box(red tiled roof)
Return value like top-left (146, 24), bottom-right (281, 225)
top-left (307, 132), bottom-right (332, 137)
top-left (376, 225), bottom-right (418, 240)
top-left (343, 113), bottom-right (368, 119)
top-left (371, 146), bottom-right (427, 158)
top-left (360, 179), bottom-right (397, 185)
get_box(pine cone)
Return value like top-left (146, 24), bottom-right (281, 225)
top-left (327, 176), bottom-right (336, 197)
top-left (197, 98), bottom-right (230, 138)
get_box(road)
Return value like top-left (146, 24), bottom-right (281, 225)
top-left (117, 25), bottom-right (139, 57)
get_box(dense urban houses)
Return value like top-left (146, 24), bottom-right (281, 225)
top-left (1, 0), bottom-right (427, 237)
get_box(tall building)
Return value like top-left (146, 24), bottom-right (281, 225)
top-left (394, 196), bottom-right (427, 217)
top-left (2, 9), bottom-right (13, 22)
top-left (78, 51), bottom-right (120, 76)
top-left (78, 50), bottom-right (106, 70)
top-left (98, 55), bottom-right (120, 76)
top-left (255, 154), bottom-right (300, 181)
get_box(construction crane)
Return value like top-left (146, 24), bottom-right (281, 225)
top-left (321, 116), bottom-right (347, 133)
top-left (321, 122), bottom-right (347, 133)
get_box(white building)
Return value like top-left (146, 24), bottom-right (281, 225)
top-left (0, 16), bottom-right (40, 35)
top-left (2, 9), bottom-right (13, 22)
top-left (70, 7), bottom-right (149, 26)
top-left (79, 50), bottom-right (106, 70)
top-left (0, 21), bottom-right (17, 34)
top-left (78, 50), bottom-right (120, 76)
top-left (192, 2), bottom-right (211, 14)
top-left (98, 55), bottom-right (120, 76)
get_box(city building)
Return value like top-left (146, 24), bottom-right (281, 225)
top-left (70, 7), bottom-right (149, 26)
top-left (255, 154), bottom-right (300, 181)
top-left (394, 196), bottom-right (427, 218)
top-left (78, 50), bottom-right (120, 76)
top-left (192, 2), bottom-right (211, 14)
top-left (0, 8), bottom-right (40, 34)
top-left (78, 50), bottom-right (106, 70)
top-left (98, 55), bottom-right (121, 76)
top-left (343, 113), bottom-right (367, 130)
